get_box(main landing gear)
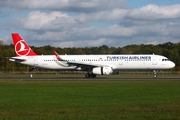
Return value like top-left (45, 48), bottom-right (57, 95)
top-left (153, 70), bottom-right (157, 78)
top-left (85, 72), bottom-right (97, 78)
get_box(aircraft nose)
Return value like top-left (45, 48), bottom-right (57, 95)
top-left (170, 61), bottom-right (175, 68)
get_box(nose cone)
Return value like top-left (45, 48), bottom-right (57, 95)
top-left (170, 61), bottom-right (175, 68)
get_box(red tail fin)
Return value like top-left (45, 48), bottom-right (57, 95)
top-left (11, 33), bottom-right (38, 56)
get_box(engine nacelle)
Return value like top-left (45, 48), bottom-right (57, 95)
top-left (92, 67), bottom-right (113, 75)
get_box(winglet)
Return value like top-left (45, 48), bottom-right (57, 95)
top-left (53, 50), bottom-right (61, 61)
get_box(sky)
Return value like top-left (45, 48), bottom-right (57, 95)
top-left (0, 0), bottom-right (180, 48)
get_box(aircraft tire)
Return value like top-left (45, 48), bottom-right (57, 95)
top-left (85, 73), bottom-right (91, 78)
top-left (91, 73), bottom-right (96, 78)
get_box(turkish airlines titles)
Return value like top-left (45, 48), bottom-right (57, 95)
top-left (106, 56), bottom-right (151, 61)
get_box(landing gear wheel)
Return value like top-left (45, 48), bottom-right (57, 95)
top-left (85, 73), bottom-right (91, 78)
top-left (85, 73), bottom-right (97, 78)
top-left (91, 73), bottom-right (96, 78)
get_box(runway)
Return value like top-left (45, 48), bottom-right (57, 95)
top-left (0, 77), bottom-right (179, 81)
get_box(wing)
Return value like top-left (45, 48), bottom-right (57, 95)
top-left (69, 61), bottom-right (106, 71)
top-left (53, 50), bottom-right (107, 71)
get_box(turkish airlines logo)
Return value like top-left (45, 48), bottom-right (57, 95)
top-left (15, 40), bottom-right (30, 56)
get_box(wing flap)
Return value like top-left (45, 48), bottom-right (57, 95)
top-left (68, 61), bottom-right (103, 67)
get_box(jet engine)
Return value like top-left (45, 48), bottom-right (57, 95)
top-left (92, 67), bottom-right (113, 75)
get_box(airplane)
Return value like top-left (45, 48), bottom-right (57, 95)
top-left (9, 33), bottom-right (175, 78)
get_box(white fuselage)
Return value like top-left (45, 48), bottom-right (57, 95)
top-left (10, 54), bottom-right (175, 70)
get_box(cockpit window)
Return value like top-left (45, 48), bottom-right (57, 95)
top-left (162, 59), bottom-right (170, 61)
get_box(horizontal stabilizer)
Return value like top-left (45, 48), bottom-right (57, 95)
top-left (9, 57), bottom-right (26, 62)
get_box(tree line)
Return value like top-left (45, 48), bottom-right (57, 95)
top-left (0, 42), bottom-right (179, 72)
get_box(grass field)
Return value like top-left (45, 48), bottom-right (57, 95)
top-left (0, 76), bottom-right (180, 120)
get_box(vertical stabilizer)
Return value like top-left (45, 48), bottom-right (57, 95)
top-left (11, 33), bottom-right (38, 56)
